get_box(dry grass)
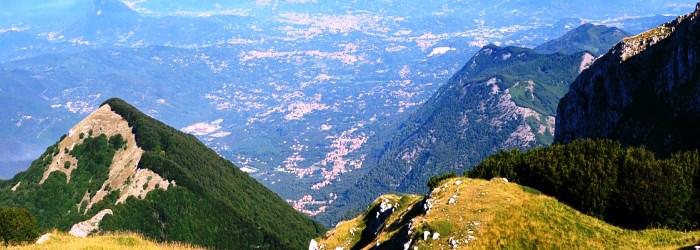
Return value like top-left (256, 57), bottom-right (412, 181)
top-left (623, 26), bottom-right (672, 43)
top-left (319, 177), bottom-right (700, 249)
top-left (8, 230), bottom-right (203, 250)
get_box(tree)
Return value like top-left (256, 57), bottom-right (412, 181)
top-left (0, 207), bottom-right (40, 245)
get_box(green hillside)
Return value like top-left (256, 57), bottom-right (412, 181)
top-left (0, 98), bottom-right (324, 249)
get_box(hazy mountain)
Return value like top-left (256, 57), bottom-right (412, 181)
top-left (535, 23), bottom-right (630, 56)
top-left (0, 98), bottom-right (324, 249)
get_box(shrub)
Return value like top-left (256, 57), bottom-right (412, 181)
top-left (109, 134), bottom-right (126, 150)
top-left (468, 139), bottom-right (700, 230)
top-left (0, 207), bottom-right (40, 245)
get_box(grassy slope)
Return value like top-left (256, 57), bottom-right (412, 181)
top-left (9, 230), bottom-right (201, 250)
top-left (317, 177), bottom-right (700, 249)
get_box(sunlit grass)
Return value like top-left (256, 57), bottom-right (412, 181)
top-left (8, 230), bottom-right (203, 250)
top-left (319, 177), bottom-right (700, 249)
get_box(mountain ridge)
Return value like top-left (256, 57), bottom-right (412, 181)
top-left (0, 98), bottom-right (324, 249)
top-left (535, 23), bottom-right (630, 56)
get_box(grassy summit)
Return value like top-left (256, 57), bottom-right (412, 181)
top-left (315, 177), bottom-right (700, 249)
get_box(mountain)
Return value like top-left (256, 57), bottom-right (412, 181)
top-left (535, 23), bottom-right (630, 56)
top-left (317, 24), bottom-right (626, 225)
top-left (0, 98), bottom-right (324, 249)
top-left (312, 177), bottom-right (700, 249)
top-left (556, 3), bottom-right (700, 155)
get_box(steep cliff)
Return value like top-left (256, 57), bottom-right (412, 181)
top-left (555, 4), bottom-right (700, 154)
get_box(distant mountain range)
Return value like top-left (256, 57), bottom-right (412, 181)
top-left (317, 23), bottom-right (630, 225)
top-left (0, 98), bottom-right (324, 249)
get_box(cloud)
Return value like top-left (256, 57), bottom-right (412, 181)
top-left (181, 119), bottom-right (230, 137)
top-left (427, 47), bottom-right (456, 57)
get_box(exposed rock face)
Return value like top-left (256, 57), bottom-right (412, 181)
top-left (555, 7), bottom-right (700, 154)
top-left (40, 104), bottom-right (173, 213)
top-left (69, 209), bottom-right (113, 237)
top-left (309, 239), bottom-right (319, 250)
top-left (10, 181), bottom-right (20, 192)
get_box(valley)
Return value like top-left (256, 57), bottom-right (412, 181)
top-left (3, 1), bottom-right (700, 249)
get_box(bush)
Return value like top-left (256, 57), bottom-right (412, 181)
top-left (0, 207), bottom-right (40, 245)
top-left (109, 134), bottom-right (126, 150)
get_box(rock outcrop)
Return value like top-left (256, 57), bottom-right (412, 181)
top-left (39, 104), bottom-right (173, 213)
top-left (69, 209), bottom-right (113, 237)
top-left (555, 6), bottom-right (700, 154)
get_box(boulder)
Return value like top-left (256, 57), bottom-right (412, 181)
top-left (449, 237), bottom-right (459, 249)
top-left (448, 194), bottom-right (458, 205)
top-left (36, 233), bottom-right (51, 244)
top-left (69, 209), bottom-right (113, 237)
top-left (403, 239), bottom-right (413, 250)
top-left (309, 239), bottom-right (319, 250)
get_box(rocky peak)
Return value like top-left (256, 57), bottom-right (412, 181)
top-left (41, 104), bottom-right (173, 215)
top-left (618, 25), bottom-right (673, 61)
top-left (555, 6), bottom-right (700, 154)
top-left (616, 5), bottom-right (700, 62)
